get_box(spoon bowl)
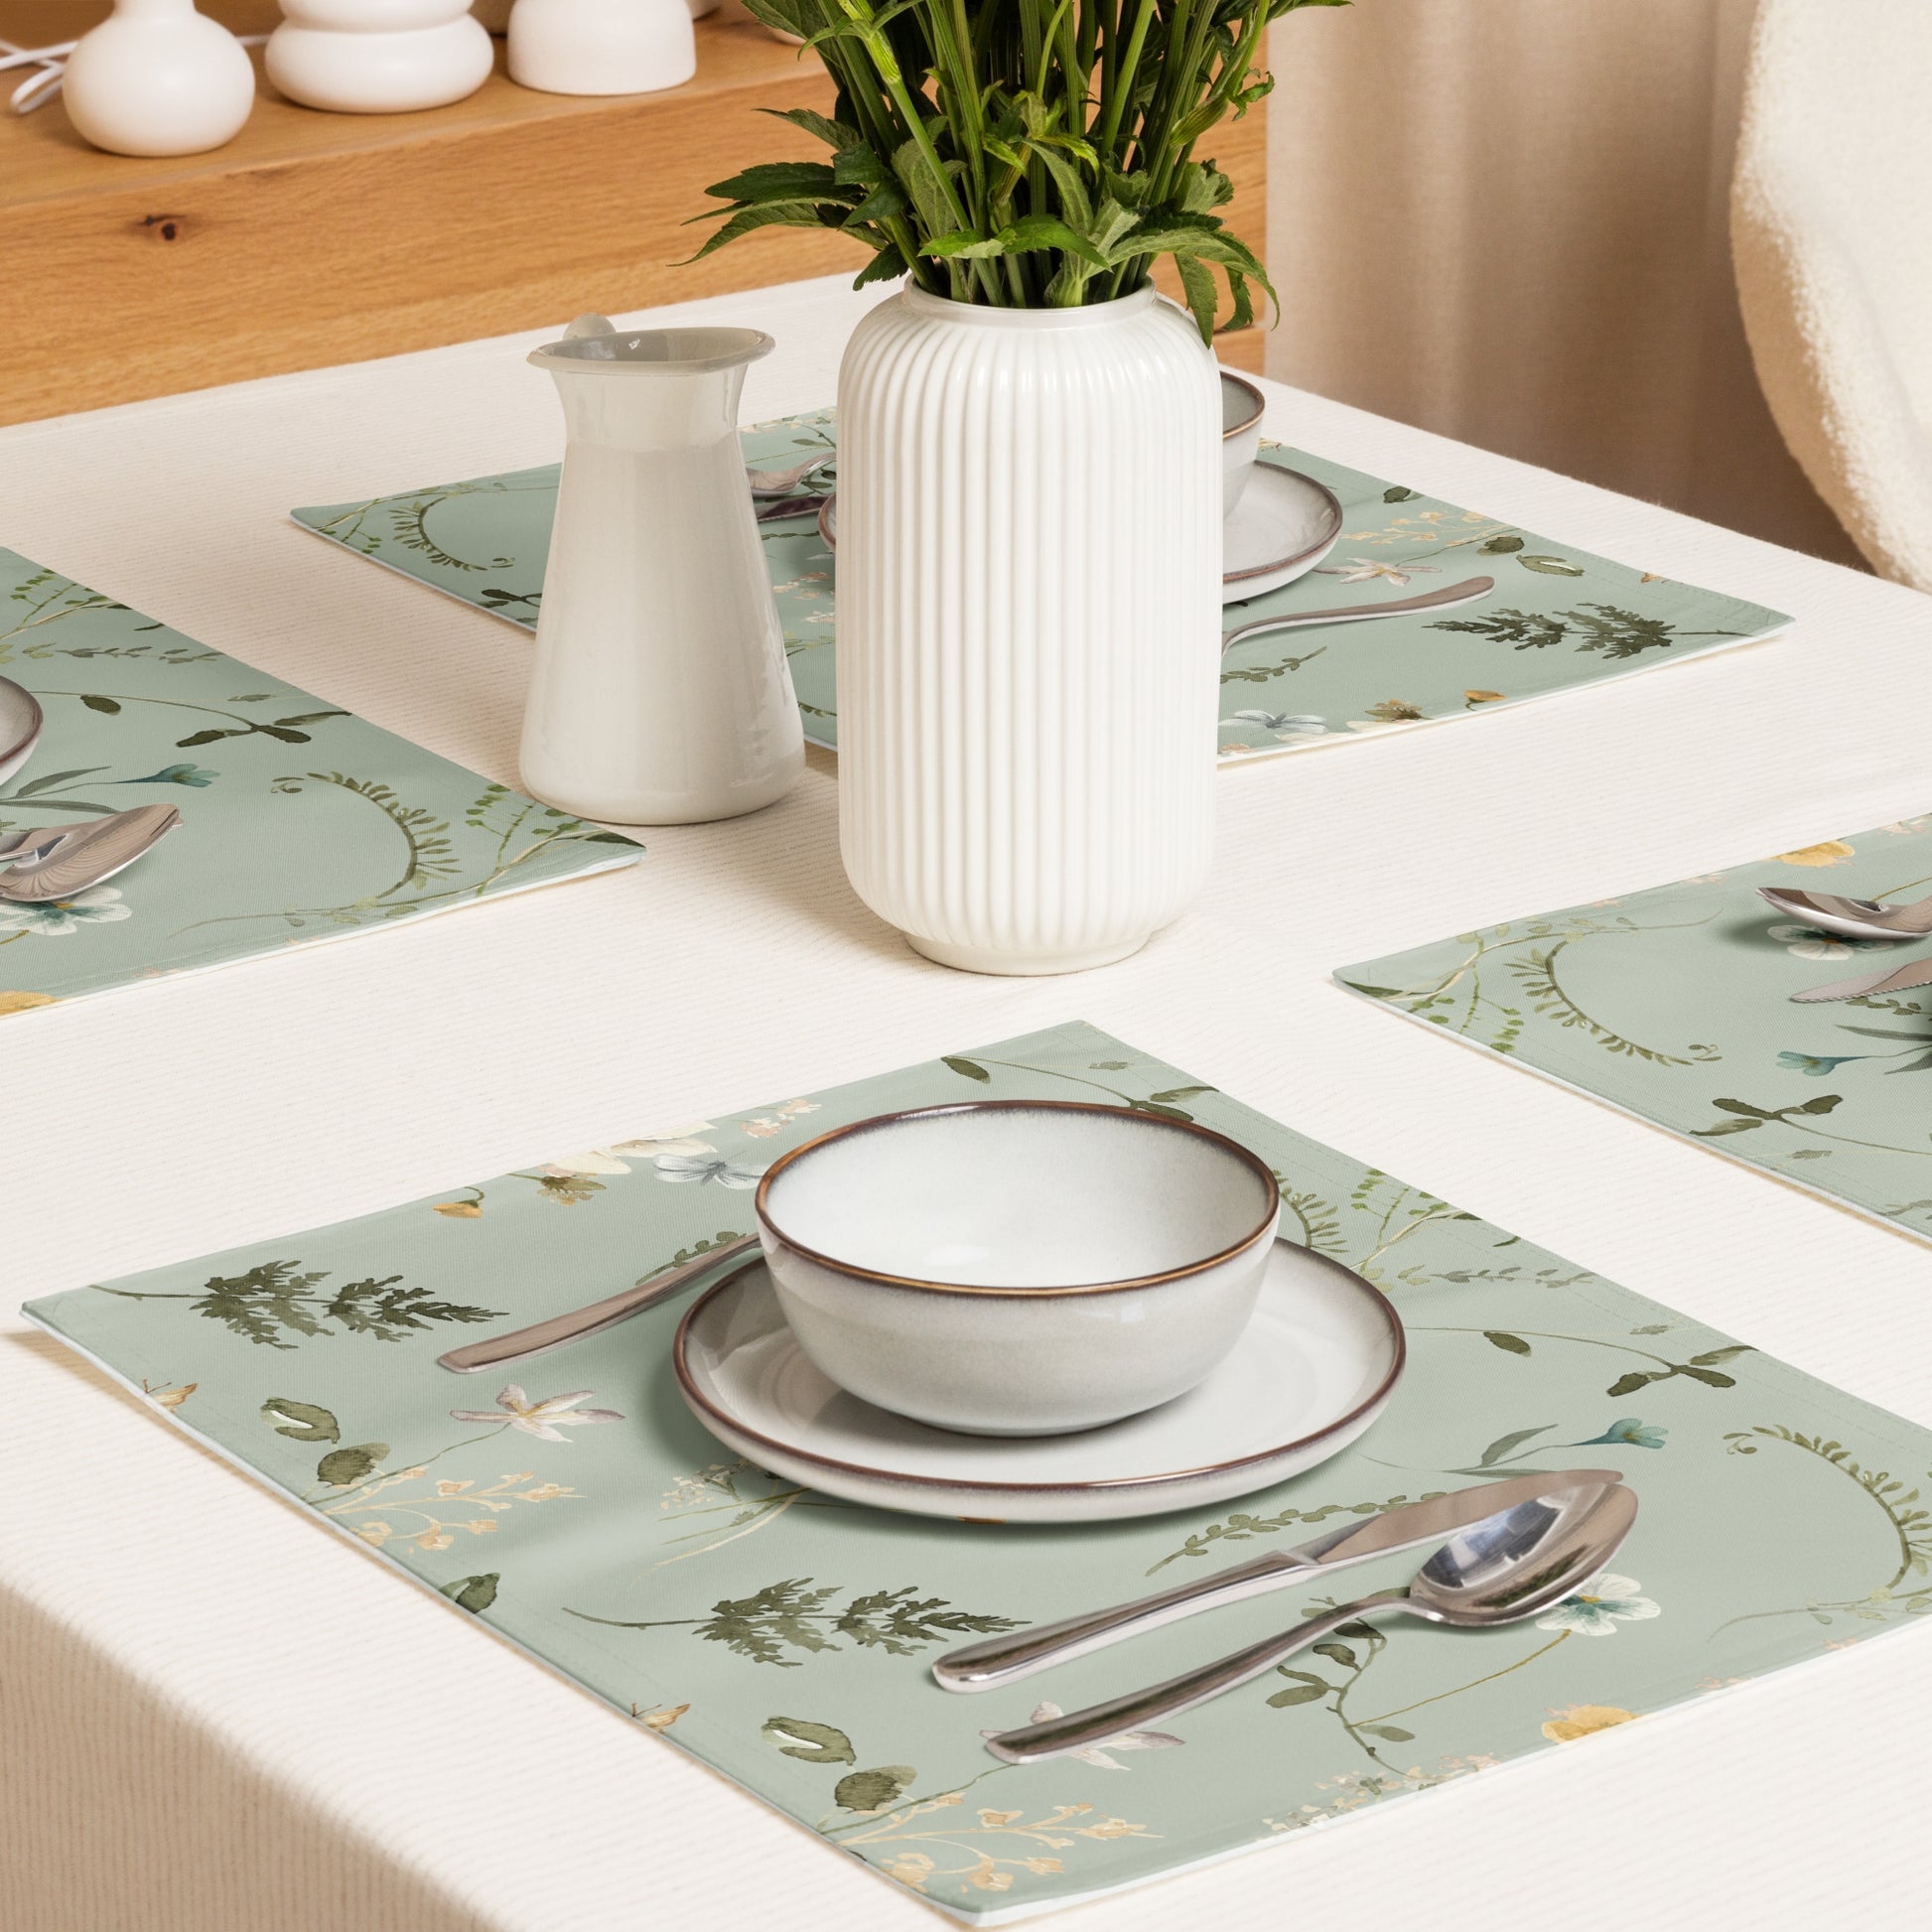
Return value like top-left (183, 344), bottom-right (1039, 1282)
top-left (984, 1479), bottom-right (1637, 1762)
top-left (1757, 885), bottom-right (1932, 942)
top-left (746, 452), bottom-right (834, 498)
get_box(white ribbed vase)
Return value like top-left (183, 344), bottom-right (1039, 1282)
top-left (837, 284), bottom-right (1221, 975)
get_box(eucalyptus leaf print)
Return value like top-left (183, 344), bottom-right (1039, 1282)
top-left (0, 547), bottom-right (639, 1016)
top-left (294, 412), bottom-right (1790, 769)
top-left (29, 1020), bottom-right (1932, 1921)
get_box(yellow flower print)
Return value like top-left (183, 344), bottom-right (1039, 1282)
top-left (1463, 689), bottom-right (1505, 705)
top-left (635, 1702), bottom-right (689, 1730)
top-left (1541, 1704), bottom-right (1637, 1742)
top-left (1772, 841), bottom-right (1854, 868)
top-left (432, 1199), bottom-right (483, 1218)
top-left (0, 990), bottom-right (56, 1017)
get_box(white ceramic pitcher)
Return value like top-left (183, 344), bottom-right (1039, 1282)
top-left (519, 316), bottom-right (804, 826)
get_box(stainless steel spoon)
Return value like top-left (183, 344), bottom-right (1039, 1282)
top-left (983, 1479), bottom-right (1637, 1763)
top-left (0, 803), bottom-right (182, 902)
top-left (438, 1231), bottom-right (762, 1372)
top-left (933, 1466), bottom-right (1623, 1693)
top-left (747, 453), bottom-right (834, 498)
top-left (1758, 886), bottom-right (1932, 942)
top-left (1790, 955), bottom-right (1932, 1005)
top-left (1220, 576), bottom-right (1494, 653)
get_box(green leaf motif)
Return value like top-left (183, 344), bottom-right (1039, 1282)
top-left (1484, 1331), bottom-right (1532, 1355)
top-left (317, 1443), bottom-right (387, 1487)
top-left (260, 1397), bottom-right (340, 1444)
top-left (942, 1055), bottom-right (992, 1083)
top-left (834, 1765), bottom-right (916, 1814)
top-left (1517, 555), bottom-right (1586, 576)
top-left (1479, 534), bottom-right (1524, 553)
top-left (1383, 486), bottom-right (1419, 502)
top-left (79, 694), bottom-right (120, 714)
top-left (761, 1717), bottom-right (857, 1764)
top-left (1266, 1680), bottom-right (1328, 1707)
top-left (1311, 1640), bottom-right (1357, 1668)
top-left (1360, 1724), bottom-right (1415, 1742)
top-left (440, 1574), bottom-right (499, 1614)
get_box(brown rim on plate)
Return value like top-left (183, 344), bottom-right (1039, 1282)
top-left (1220, 368), bottom-right (1266, 439)
top-left (0, 676), bottom-right (45, 772)
top-left (671, 1242), bottom-right (1407, 1497)
top-left (1223, 462), bottom-right (1345, 585)
top-left (753, 1099), bottom-right (1282, 1299)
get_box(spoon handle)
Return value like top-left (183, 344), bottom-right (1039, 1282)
top-left (982, 1590), bottom-right (1408, 1763)
top-left (1221, 576), bottom-right (1494, 653)
top-left (436, 1231), bottom-right (761, 1373)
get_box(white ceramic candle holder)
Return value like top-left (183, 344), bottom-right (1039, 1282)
top-left (62, 0), bottom-right (255, 157)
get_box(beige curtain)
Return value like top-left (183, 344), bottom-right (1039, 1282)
top-left (1263, 0), bottom-right (1863, 568)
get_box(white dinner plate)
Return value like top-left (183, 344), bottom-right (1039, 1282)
top-left (814, 464), bottom-right (1343, 608)
top-left (672, 1238), bottom-right (1404, 1524)
top-left (0, 676), bottom-right (43, 788)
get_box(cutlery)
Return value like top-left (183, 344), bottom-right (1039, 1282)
top-left (932, 1465), bottom-right (1623, 1692)
top-left (1758, 885), bottom-right (1932, 942)
top-left (983, 1479), bottom-right (1637, 1763)
top-left (754, 494), bottom-right (827, 524)
top-left (1790, 955), bottom-right (1932, 1004)
top-left (438, 1231), bottom-right (762, 1372)
top-left (0, 803), bottom-right (181, 902)
top-left (747, 453), bottom-right (834, 498)
top-left (1220, 576), bottom-right (1494, 652)
top-left (0, 824), bottom-right (75, 867)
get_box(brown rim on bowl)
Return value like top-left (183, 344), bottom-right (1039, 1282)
top-left (671, 1244), bottom-right (1407, 1496)
top-left (1220, 368), bottom-right (1266, 439)
top-left (753, 1099), bottom-right (1282, 1299)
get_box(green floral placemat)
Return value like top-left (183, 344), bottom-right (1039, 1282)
top-left (293, 411), bottom-right (1791, 762)
top-left (0, 550), bottom-right (640, 1020)
top-left (1335, 816), bottom-right (1932, 1246)
top-left (27, 1020), bottom-right (1932, 1922)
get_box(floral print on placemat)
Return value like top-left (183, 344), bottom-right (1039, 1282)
top-left (0, 551), bottom-right (641, 1017)
top-left (292, 410), bottom-right (1792, 764)
top-left (1336, 814), bottom-right (1932, 1246)
top-left (28, 1021), bottom-right (1932, 1921)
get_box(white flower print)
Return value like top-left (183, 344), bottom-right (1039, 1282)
top-left (981, 1703), bottom-right (1182, 1771)
top-left (1315, 557), bottom-right (1441, 587)
top-left (543, 1125), bottom-right (719, 1175)
top-left (1534, 1573), bottom-right (1661, 1637)
top-left (0, 884), bottom-right (133, 936)
top-left (654, 1152), bottom-right (765, 1188)
top-left (1764, 922), bottom-right (1894, 963)
top-left (1231, 709), bottom-right (1328, 741)
top-left (450, 1384), bottom-right (623, 1442)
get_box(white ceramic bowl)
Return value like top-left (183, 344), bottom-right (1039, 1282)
top-left (753, 1101), bottom-right (1281, 1436)
top-left (1221, 370), bottom-right (1266, 518)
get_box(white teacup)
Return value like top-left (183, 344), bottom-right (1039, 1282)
top-left (1222, 370), bottom-right (1266, 518)
top-left (753, 1100), bottom-right (1281, 1436)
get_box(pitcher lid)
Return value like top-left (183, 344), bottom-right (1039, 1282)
top-left (528, 315), bottom-right (775, 374)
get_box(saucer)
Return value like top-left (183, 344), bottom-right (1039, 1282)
top-left (0, 677), bottom-right (43, 788)
top-left (672, 1238), bottom-right (1404, 1524)
top-left (815, 467), bottom-right (1343, 607)
top-left (1220, 462), bottom-right (1344, 603)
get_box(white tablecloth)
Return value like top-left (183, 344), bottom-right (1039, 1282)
top-left (7, 273), bottom-right (1932, 1931)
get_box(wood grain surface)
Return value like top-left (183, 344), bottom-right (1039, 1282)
top-left (2, 9), bottom-right (1265, 421)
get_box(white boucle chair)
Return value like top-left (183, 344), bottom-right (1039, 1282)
top-left (1732, 0), bottom-right (1932, 591)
